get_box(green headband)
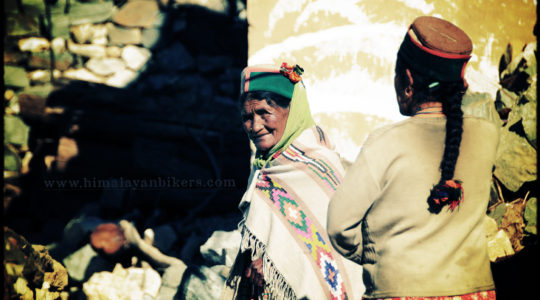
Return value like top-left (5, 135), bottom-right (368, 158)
top-left (241, 63), bottom-right (304, 99)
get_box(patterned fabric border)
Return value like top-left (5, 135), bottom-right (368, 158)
top-left (281, 144), bottom-right (341, 191)
top-left (364, 290), bottom-right (496, 300)
top-left (256, 173), bottom-right (348, 300)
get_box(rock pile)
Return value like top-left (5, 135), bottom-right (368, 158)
top-left (485, 40), bottom-right (537, 300)
top-left (493, 41), bottom-right (537, 193)
top-left (53, 215), bottom-right (241, 299)
top-left (83, 263), bottom-right (163, 300)
top-left (4, 228), bottom-right (69, 299)
top-left (487, 41), bottom-right (537, 260)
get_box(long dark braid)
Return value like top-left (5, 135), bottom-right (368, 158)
top-left (397, 58), bottom-right (468, 213)
top-left (439, 91), bottom-right (464, 181)
top-left (427, 79), bottom-right (467, 214)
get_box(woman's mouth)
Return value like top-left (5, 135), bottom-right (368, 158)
top-left (253, 133), bottom-right (270, 141)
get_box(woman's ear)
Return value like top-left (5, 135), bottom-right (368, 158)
top-left (403, 68), bottom-right (414, 98)
top-left (403, 69), bottom-right (413, 98)
top-left (405, 69), bottom-right (414, 88)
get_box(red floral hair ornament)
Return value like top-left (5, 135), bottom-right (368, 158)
top-left (427, 179), bottom-right (464, 214)
top-left (280, 62), bottom-right (304, 83)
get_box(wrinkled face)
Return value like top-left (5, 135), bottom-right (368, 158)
top-left (241, 98), bottom-right (290, 152)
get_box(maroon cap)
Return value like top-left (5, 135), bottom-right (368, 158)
top-left (398, 16), bottom-right (473, 81)
top-left (411, 16), bottom-right (472, 55)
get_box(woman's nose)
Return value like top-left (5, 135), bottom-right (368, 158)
top-left (252, 116), bottom-right (264, 133)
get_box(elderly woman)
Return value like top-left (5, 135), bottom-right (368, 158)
top-left (327, 16), bottom-right (499, 299)
top-left (222, 63), bottom-right (364, 299)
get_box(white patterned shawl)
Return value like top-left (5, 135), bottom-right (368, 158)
top-left (222, 126), bottom-right (365, 300)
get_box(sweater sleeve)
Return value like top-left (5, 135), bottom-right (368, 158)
top-left (327, 149), bottom-right (380, 263)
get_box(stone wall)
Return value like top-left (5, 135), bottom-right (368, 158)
top-left (4, 0), bottom-right (249, 247)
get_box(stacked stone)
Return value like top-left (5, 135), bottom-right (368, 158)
top-left (5, 0), bottom-right (245, 86)
top-left (4, 0), bottom-right (249, 209)
top-left (4, 0), bottom-right (158, 87)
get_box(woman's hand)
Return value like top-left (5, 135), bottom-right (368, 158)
top-left (245, 257), bottom-right (264, 288)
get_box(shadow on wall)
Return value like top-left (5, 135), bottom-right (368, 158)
top-left (4, 0), bottom-right (250, 248)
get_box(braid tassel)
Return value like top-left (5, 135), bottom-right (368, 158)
top-left (427, 179), bottom-right (464, 214)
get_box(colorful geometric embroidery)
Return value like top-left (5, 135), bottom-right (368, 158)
top-left (256, 173), bottom-right (347, 300)
top-left (281, 145), bottom-right (341, 191)
top-left (369, 290), bottom-right (496, 300)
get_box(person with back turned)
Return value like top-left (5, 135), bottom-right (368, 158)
top-left (327, 16), bottom-right (499, 299)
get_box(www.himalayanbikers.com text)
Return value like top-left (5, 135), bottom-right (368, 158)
top-left (43, 177), bottom-right (236, 190)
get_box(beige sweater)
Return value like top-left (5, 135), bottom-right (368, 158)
top-left (327, 116), bottom-right (499, 298)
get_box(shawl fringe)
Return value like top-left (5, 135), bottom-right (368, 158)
top-left (238, 220), bottom-right (298, 300)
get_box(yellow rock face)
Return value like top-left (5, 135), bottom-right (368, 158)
top-left (487, 229), bottom-right (515, 262)
top-left (484, 216), bottom-right (498, 240)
